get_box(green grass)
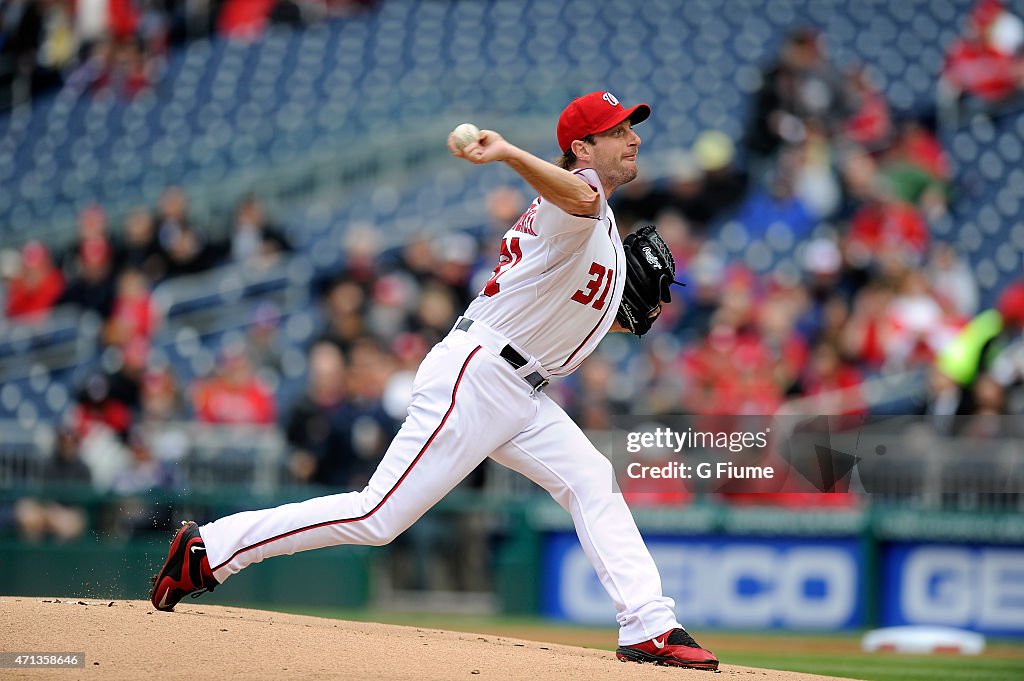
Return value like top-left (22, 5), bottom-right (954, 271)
top-left (722, 651), bottom-right (1024, 681)
top-left (263, 605), bottom-right (1024, 681)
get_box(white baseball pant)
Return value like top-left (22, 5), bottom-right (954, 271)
top-left (199, 329), bottom-right (680, 645)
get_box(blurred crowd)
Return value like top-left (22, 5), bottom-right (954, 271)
top-left (0, 185), bottom-right (302, 537)
top-left (610, 9), bottom-right (1024, 429)
top-left (3, 186), bottom-right (292, 320)
top-left (3, 0), bottom-right (1024, 546)
top-left (0, 0), bottom-right (378, 109)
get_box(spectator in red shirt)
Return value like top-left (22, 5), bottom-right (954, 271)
top-left (4, 241), bottom-right (65, 320)
top-left (104, 268), bottom-right (159, 348)
top-left (681, 321), bottom-right (785, 416)
top-left (891, 121), bottom-right (950, 183)
top-left (72, 372), bottom-right (133, 439)
top-left (192, 345), bottom-right (276, 424)
top-left (799, 342), bottom-right (866, 416)
top-left (844, 65), bottom-right (892, 150)
top-left (847, 196), bottom-right (930, 265)
top-left (841, 283), bottom-right (891, 370)
top-left (756, 294), bottom-right (809, 395)
top-left (942, 0), bottom-right (1024, 103)
top-left (681, 324), bottom-right (737, 414)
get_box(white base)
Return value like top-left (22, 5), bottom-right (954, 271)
top-left (861, 626), bottom-right (985, 655)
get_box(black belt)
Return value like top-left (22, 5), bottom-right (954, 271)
top-left (455, 318), bottom-right (549, 392)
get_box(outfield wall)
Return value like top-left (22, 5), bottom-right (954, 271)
top-left (531, 505), bottom-right (1024, 638)
top-left (541, 534), bottom-right (1024, 637)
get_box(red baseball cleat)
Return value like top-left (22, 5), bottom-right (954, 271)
top-left (149, 521), bottom-right (218, 611)
top-left (616, 628), bottom-right (719, 670)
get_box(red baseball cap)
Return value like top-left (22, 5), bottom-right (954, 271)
top-left (557, 91), bottom-right (651, 153)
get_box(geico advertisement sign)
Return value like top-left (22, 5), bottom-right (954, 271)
top-left (541, 534), bottom-right (863, 629)
top-left (883, 544), bottom-right (1024, 635)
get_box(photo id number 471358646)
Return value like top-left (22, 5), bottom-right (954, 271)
top-left (0, 653), bottom-right (85, 668)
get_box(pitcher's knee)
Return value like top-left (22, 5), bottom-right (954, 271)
top-left (574, 455), bottom-right (617, 499)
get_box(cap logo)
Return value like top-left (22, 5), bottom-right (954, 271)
top-left (602, 92), bottom-right (620, 106)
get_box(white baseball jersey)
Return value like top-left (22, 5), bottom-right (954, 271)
top-left (464, 168), bottom-right (625, 376)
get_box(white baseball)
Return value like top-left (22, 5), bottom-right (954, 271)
top-left (451, 123), bottom-right (481, 151)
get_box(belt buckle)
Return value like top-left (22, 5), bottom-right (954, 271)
top-left (527, 373), bottom-right (549, 392)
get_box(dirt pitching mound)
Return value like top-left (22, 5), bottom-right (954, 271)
top-left (1, 597), bottom-right (856, 680)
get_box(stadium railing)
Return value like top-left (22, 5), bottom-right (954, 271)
top-left (0, 420), bottom-right (283, 494)
top-left (0, 307), bottom-right (103, 381)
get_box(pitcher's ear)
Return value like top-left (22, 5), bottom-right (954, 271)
top-left (571, 138), bottom-right (591, 161)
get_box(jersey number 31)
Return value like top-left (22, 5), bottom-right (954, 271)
top-left (571, 262), bottom-right (614, 310)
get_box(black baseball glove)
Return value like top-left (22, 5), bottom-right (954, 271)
top-left (616, 224), bottom-right (682, 336)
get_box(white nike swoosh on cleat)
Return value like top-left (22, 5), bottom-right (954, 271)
top-left (652, 636), bottom-right (667, 649)
top-left (158, 591), bottom-right (171, 609)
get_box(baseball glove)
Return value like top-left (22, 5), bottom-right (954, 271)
top-left (616, 224), bottom-right (682, 336)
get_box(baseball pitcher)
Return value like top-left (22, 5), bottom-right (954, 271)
top-left (150, 91), bottom-right (717, 670)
